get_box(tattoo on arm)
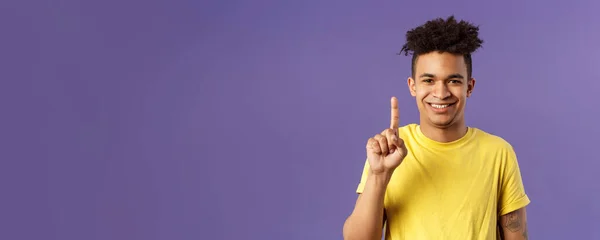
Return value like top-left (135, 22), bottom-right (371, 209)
top-left (502, 209), bottom-right (528, 239)
top-left (503, 210), bottom-right (522, 232)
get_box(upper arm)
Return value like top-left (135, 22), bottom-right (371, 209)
top-left (498, 143), bottom-right (530, 215)
top-left (356, 159), bottom-right (370, 194)
top-left (497, 143), bottom-right (530, 239)
top-left (498, 207), bottom-right (528, 240)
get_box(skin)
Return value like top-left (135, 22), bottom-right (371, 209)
top-left (343, 51), bottom-right (528, 240)
top-left (342, 97), bottom-right (406, 240)
top-left (499, 208), bottom-right (529, 240)
top-left (407, 51), bottom-right (474, 143)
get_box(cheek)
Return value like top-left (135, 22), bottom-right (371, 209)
top-left (451, 88), bottom-right (467, 99)
top-left (414, 87), bottom-right (430, 98)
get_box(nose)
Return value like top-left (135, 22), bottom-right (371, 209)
top-left (432, 82), bottom-right (451, 99)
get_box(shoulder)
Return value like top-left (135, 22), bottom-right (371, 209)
top-left (470, 127), bottom-right (515, 152)
top-left (397, 123), bottom-right (419, 139)
top-left (398, 123), bottom-right (417, 132)
top-left (470, 128), bottom-right (521, 172)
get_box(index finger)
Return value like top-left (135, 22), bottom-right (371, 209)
top-left (390, 96), bottom-right (399, 130)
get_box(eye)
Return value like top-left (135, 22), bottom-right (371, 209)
top-left (422, 79), bottom-right (433, 83)
top-left (449, 80), bottom-right (462, 84)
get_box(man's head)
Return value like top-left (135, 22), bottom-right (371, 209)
top-left (399, 16), bottom-right (483, 129)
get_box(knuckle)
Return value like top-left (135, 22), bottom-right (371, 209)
top-left (371, 143), bottom-right (381, 150)
top-left (387, 132), bottom-right (395, 139)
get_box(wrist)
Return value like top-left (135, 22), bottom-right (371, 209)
top-left (367, 171), bottom-right (393, 186)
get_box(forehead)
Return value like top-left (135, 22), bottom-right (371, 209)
top-left (414, 52), bottom-right (467, 76)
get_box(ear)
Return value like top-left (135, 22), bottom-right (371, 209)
top-left (407, 77), bottom-right (417, 97)
top-left (467, 78), bottom-right (476, 97)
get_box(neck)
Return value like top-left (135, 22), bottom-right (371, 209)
top-left (419, 120), bottom-right (468, 143)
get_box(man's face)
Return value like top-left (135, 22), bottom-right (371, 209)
top-left (408, 51), bottom-right (475, 129)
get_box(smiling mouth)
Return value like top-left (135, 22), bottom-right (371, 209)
top-left (428, 103), bottom-right (456, 109)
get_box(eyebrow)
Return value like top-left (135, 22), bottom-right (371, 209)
top-left (419, 73), bottom-right (465, 79)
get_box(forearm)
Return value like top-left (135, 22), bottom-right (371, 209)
top-left (343, 173), bottom-right (390, 240)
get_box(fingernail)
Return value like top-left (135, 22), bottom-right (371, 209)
top-left (390, 149), bottom-right (395, 154)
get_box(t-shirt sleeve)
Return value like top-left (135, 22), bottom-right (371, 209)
top-left (498, 144), bottom-right (531, 216)
top-left (356, 159), bottom-right (370, 194)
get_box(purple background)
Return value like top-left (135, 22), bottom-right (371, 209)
top-left (1, 0), bottom-right (599, 239)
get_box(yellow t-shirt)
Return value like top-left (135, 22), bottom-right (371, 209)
top-left (356, 124), bottom-right (530, 240)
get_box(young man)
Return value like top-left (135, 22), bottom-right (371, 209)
top-left (342, 16), bottom-right (530, 240)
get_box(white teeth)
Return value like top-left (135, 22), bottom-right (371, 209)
top-left (430, 104), bottom-right (449, 109)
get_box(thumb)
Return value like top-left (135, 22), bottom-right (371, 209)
top-left (391, 131), bottom-right (402, 148)
top-left (392, 134), bottom-right (406, 155)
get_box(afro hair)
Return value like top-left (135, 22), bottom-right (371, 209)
top-left (399, 16), bottom-right (484, 78)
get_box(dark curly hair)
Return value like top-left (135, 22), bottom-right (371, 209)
top-left (399, 16), bottom-right (484, 79)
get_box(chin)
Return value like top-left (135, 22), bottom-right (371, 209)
top-left (427, 116), bottom-right (457, 128)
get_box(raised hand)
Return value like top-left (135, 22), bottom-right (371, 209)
top-left (365, 97), bottom-right (408, 176)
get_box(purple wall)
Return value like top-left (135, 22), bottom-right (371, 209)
top-left (2, 0), bottom-right (599, 239)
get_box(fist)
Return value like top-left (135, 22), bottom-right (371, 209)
top-left (366, 97), bottom-right (408, 175)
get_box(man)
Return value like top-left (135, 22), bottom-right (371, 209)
top-left (342, 16), bottom-right (530, 240)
